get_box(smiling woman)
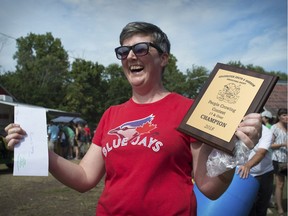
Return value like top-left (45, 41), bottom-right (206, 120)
top-left (3, 21), bottom-right (263, 216)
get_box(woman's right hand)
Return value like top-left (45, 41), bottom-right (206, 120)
top-left (4, 123), bottom-right (27, 150)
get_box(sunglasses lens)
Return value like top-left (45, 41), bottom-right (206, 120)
top-left (133, 43), bottom-right (149, 57)
top-left (116, 47), bottom-right (130, 60)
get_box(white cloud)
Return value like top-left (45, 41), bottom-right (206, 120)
top-left (0, 0), bottom-right (286, 73)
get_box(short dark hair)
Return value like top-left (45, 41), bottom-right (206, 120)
top-left (278, 108), bottom-right (287, 116)
top-left (119, 21), bottom-right (171, 54)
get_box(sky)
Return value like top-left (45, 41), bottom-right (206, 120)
top-left (0, 0), bottom-right (287, 74)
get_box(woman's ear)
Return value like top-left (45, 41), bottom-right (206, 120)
top-left (160, 53), bottom-right (169, 67)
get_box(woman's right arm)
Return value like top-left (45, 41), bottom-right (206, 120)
top-left (5, 123), bottom-right (105, 193)
top-left (49, 144), bottom-right (105, 192)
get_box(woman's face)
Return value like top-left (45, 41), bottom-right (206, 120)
top-left (279, 113), bottom-right (288, 125)
top-left (120, 34), bottom-right (168, 91)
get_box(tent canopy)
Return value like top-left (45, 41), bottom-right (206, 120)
top-left (0, 100), bottom-right (81, 118)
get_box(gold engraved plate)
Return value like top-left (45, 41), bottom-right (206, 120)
top-left (186, 69), bottom-right (264, 142)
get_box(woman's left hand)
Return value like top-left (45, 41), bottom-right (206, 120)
top-left (235, 113), bottom-right (262, 149)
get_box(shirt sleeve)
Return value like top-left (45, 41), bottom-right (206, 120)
top-left (257, 125), bottom-right (273, 150)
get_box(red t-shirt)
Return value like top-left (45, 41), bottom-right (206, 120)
top-left (93, 93), bottom-right (197, 216)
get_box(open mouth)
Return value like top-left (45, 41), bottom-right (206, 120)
top-left (130, 65), bottom-right (144, 73)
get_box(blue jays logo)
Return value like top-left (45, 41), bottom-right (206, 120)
top-left (102, 114), bottom-right (162, 157)
top-left (108, 114), bottom-right (157, 140)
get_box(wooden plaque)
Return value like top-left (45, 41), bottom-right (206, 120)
top-left (178, 63), bottom-right (279, 155)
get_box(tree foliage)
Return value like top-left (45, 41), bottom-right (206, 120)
top-left (227, 61), bottom-right (287, 80)
top-left (0, 33), bottom-right (287, 127)
top-left (163, 54), bottom-right (186, 94)
top-left (103, 63), bottom-right (131, 109)
top-left (185, 65), bottom-right (209, 99)
top-left (8, 32), bottom-right (69, 108)
top-left (63, 59), bottom-right (106, 123)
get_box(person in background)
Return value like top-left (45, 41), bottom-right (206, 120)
top-left (58, 126), bottom-right (68, 158)
top-left (261, 108), bottom-right (275, 208)
top-left (270, 108), bottom-right (288, 216)
top-left (4, 21), bottom-right (262, 216)
top-left (84, 124), bottom-right (92, 145)
top-left (74, 123), bottom-right (86, 159)
top-left (62, 124), bottom-right (75, 160)
top-left (238, 124), bottom-right (274, 216)
top-left (261, 110), bottom-right (273, 129)
top-left (47, 121), bottom-right (60, 153)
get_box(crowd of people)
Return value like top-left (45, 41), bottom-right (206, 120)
top-left (238, 108), bottom-right (287, 216)
top-left (47, 121), bottom-right (92, 160)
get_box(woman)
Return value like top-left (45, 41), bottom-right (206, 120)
top-left (271, 108), bottom-right (288, 216)
top-left (4, 22), bottom-right (261, 215)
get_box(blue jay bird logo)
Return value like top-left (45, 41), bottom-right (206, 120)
top-left (108, 114), bottom-right (157, 141)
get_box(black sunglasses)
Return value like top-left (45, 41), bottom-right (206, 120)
top-left (114, 42), bottom-right (163, 60)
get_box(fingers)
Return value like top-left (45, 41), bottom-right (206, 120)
top-left (5, 123), bottom-right (17, 133)
top-left (237, 166), bottom-right (250, 179)
top-left (237, 166), bottom-right (244, 177)
top-left (238, 113), bottom-right (262, 129)
top-left (235, 128), bottom-right (257, 149)
top-left (236, 113), bottom-right (262, 149)
top-left (4, 123), bottom-right (27, 150)
top-left (241, 113), bottom-right (261, 121)
top-left (5, 123), bottom-right (27, 135)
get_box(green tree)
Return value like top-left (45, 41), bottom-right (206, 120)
top-left (227, 61), bottom-right (287, 80)
top-left (64, 59), bottom-right (106, 125)
top-left (163, 54), bottom-right (187, 94)
top-left (185, 65), bottom-right (209, 98)
top-left (102, 63), bottom-right (131, 109)
top-left (11, 32), bottom-right (69, 108)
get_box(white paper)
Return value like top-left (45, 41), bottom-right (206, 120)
top-left (13, 105), bottom-right (48, 176)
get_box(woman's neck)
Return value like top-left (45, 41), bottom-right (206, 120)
top-left (277, 121), bottom-right (287, 132)
top-left (132, 88), bottom-right (170, 104)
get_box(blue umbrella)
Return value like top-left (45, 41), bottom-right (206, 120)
top-left (51, 116), bottom-right (86, 124)
top-left (72, 117), bottom-right (87, 124)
